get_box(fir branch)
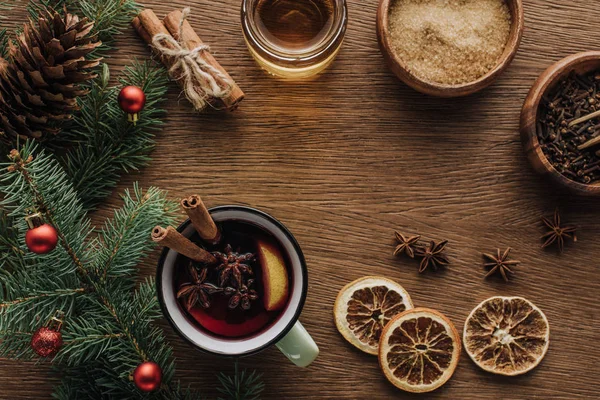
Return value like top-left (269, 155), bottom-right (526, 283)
top-left (0, 209), bottom-right (25, 270)
top-left (0, 143), bottom-right (90, 334)
top-left (0, 287), bottom-right (84, 323)
top-left (0, 255), bottom-right (85, 333)
top-left (54, 362), bottom-right (203, 400)
top-left (52, 365), bottom-right (107, 400)
top-left (0, 143), bottom-right (194, 398)
top-left (59, 316), bottom-right (124, 366)
top-left (0, 288), bottom-right (85, 359)
top-left (0, 330), bottom-right (33, 359)
top-left (1, 144), bottom-right (93, 277)
top-left (59, 62), bottom-right (168, 210)
top-left (55, 279), bottom-right (181, 398)
top-left (93, 184), bottom-right (177, 281)
top-left (67, 185), bottom-right (175, 387)
top-left (217, 362), bottom-right (265, 400)
top-left (0, 288), bottom-right (86, 310)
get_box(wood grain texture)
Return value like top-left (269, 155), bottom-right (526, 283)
top-left (1, 0), bottom-right (599, 398)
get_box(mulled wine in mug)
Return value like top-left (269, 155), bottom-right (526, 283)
top-left (156, 206), bottom-right (318, 366)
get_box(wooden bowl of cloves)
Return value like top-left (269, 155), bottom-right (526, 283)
top-left (521, 51), bottom-right (600, 196)
top-left (376, 0), bottom-right (524, 97)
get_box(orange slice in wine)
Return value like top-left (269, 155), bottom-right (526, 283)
top-left (334, 276), bottom-right (413, 355)
top-left (257, 239), bottom-right (289, 311)
top-left (463, 296), bottom-right (550, 376)
top-left (379, 308), bottom-right (461, 393)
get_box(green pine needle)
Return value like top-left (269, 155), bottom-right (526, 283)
top-left (217, 361), bottom-right (265, 400)
top-left (0, 209), bottom-right (24, 271)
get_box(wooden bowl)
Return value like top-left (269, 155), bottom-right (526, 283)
top-left (520, 51), bottom-right (600, 197)
top-left (376, 0), bottom-right (524, 97)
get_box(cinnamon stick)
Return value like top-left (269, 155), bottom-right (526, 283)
top-left (181, 195), bottom-right (220, 243)
top-left (133, 10), bottom-right (175, 64)
top-left (163, 10), bottom-right (244, 111)
top-left (152, 226), bottom-right (216, 264)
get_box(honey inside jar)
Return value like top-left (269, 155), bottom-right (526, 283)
top-left (254, 0), bottom-right (335, 52)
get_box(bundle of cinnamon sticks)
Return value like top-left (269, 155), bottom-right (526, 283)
top-left (133, 9), bottom-right (244, 111)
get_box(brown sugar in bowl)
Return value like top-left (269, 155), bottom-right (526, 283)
top-left (376, 0), bottom-right (524, 98)
top-left (520, 52), bottom-right (600, 197)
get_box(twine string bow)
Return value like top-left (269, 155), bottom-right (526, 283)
top-left (152, 8), bottom-right (232, 110)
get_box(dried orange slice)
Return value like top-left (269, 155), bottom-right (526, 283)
top-left (463, 296), bottom-right (549, 376)
top-left (334, 276), bottom-right (413, 355)
top-left (379, 308), bottom-right (460, 393)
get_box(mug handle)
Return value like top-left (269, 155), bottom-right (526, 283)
top-left (275, 321), bottom-right (319, 367)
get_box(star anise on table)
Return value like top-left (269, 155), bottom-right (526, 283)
top-left (225, 279), bottom-right (259, 310)
top-left (393, 231), bottom-right (421, 258)
top-left (212, 244), bottom-right (255, 288)
top-left (177, 265), bottom-right (222, 310)
top-left (541, 209), bottom-right (577, 253)
top-left (483, 248), bottom-right (520, 282)
top-left (414, 240), bottom-right (450, 273)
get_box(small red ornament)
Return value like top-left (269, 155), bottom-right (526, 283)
top-left (118, 86), bottom-right (146, 125)
top-left (25, 211), bottom-right (58, 254)
top-left (133, 361), bottom-right (162, 392)
top-left (31, 311), bottom-right (64, 358)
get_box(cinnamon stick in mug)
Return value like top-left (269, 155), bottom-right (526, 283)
top-left (181, 195), bottom-right (220, 243)
top-left (152, 226), bottom-right (216, 264)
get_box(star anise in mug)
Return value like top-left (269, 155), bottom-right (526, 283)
top-left (177, 265), bottom-right (222, 310)
top-left (212, 244), bottom-right (255, 288)
top-left (393, 231), bottom-right (421, 258)
top-left (414, 240), bottom-right (450, 273)
top-left (225, 279), bottom-right (259, 310)
top-left (483, 247), bottom-right (520, 282)
top-left (541, 209), bottom-right (577, 253)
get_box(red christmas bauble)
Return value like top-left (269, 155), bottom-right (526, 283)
top-left (118, 86), bottom-right (146, 114)
top-left (133, 361), bottom-right (162, 392)
top-left (31, 327), bottom-right (63, 357)
top-left (25, 223), bottom-right (58, 254)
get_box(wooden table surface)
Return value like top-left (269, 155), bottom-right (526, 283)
top-left (1, 0), bottom-right (599, 398)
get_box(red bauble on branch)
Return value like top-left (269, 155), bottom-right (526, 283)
top-left (133, 361), bottom-right (162, 392)
top-left (31, 327), bottom-right (63, 357)
top-left (118, 86), bottom-right (146, 125)
top-left (31, 311), bottom-right (64, 358)
top-left (25, 211), bottom-right (58, 254)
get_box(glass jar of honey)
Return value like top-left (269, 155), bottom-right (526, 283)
top-left (241, 0), bottom-right (348, 79)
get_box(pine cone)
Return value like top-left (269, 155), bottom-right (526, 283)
top-left (0, 9), bottom-right (101, 144)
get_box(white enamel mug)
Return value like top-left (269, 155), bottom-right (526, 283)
top-left (156, 206), bottom-right (319, 367)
